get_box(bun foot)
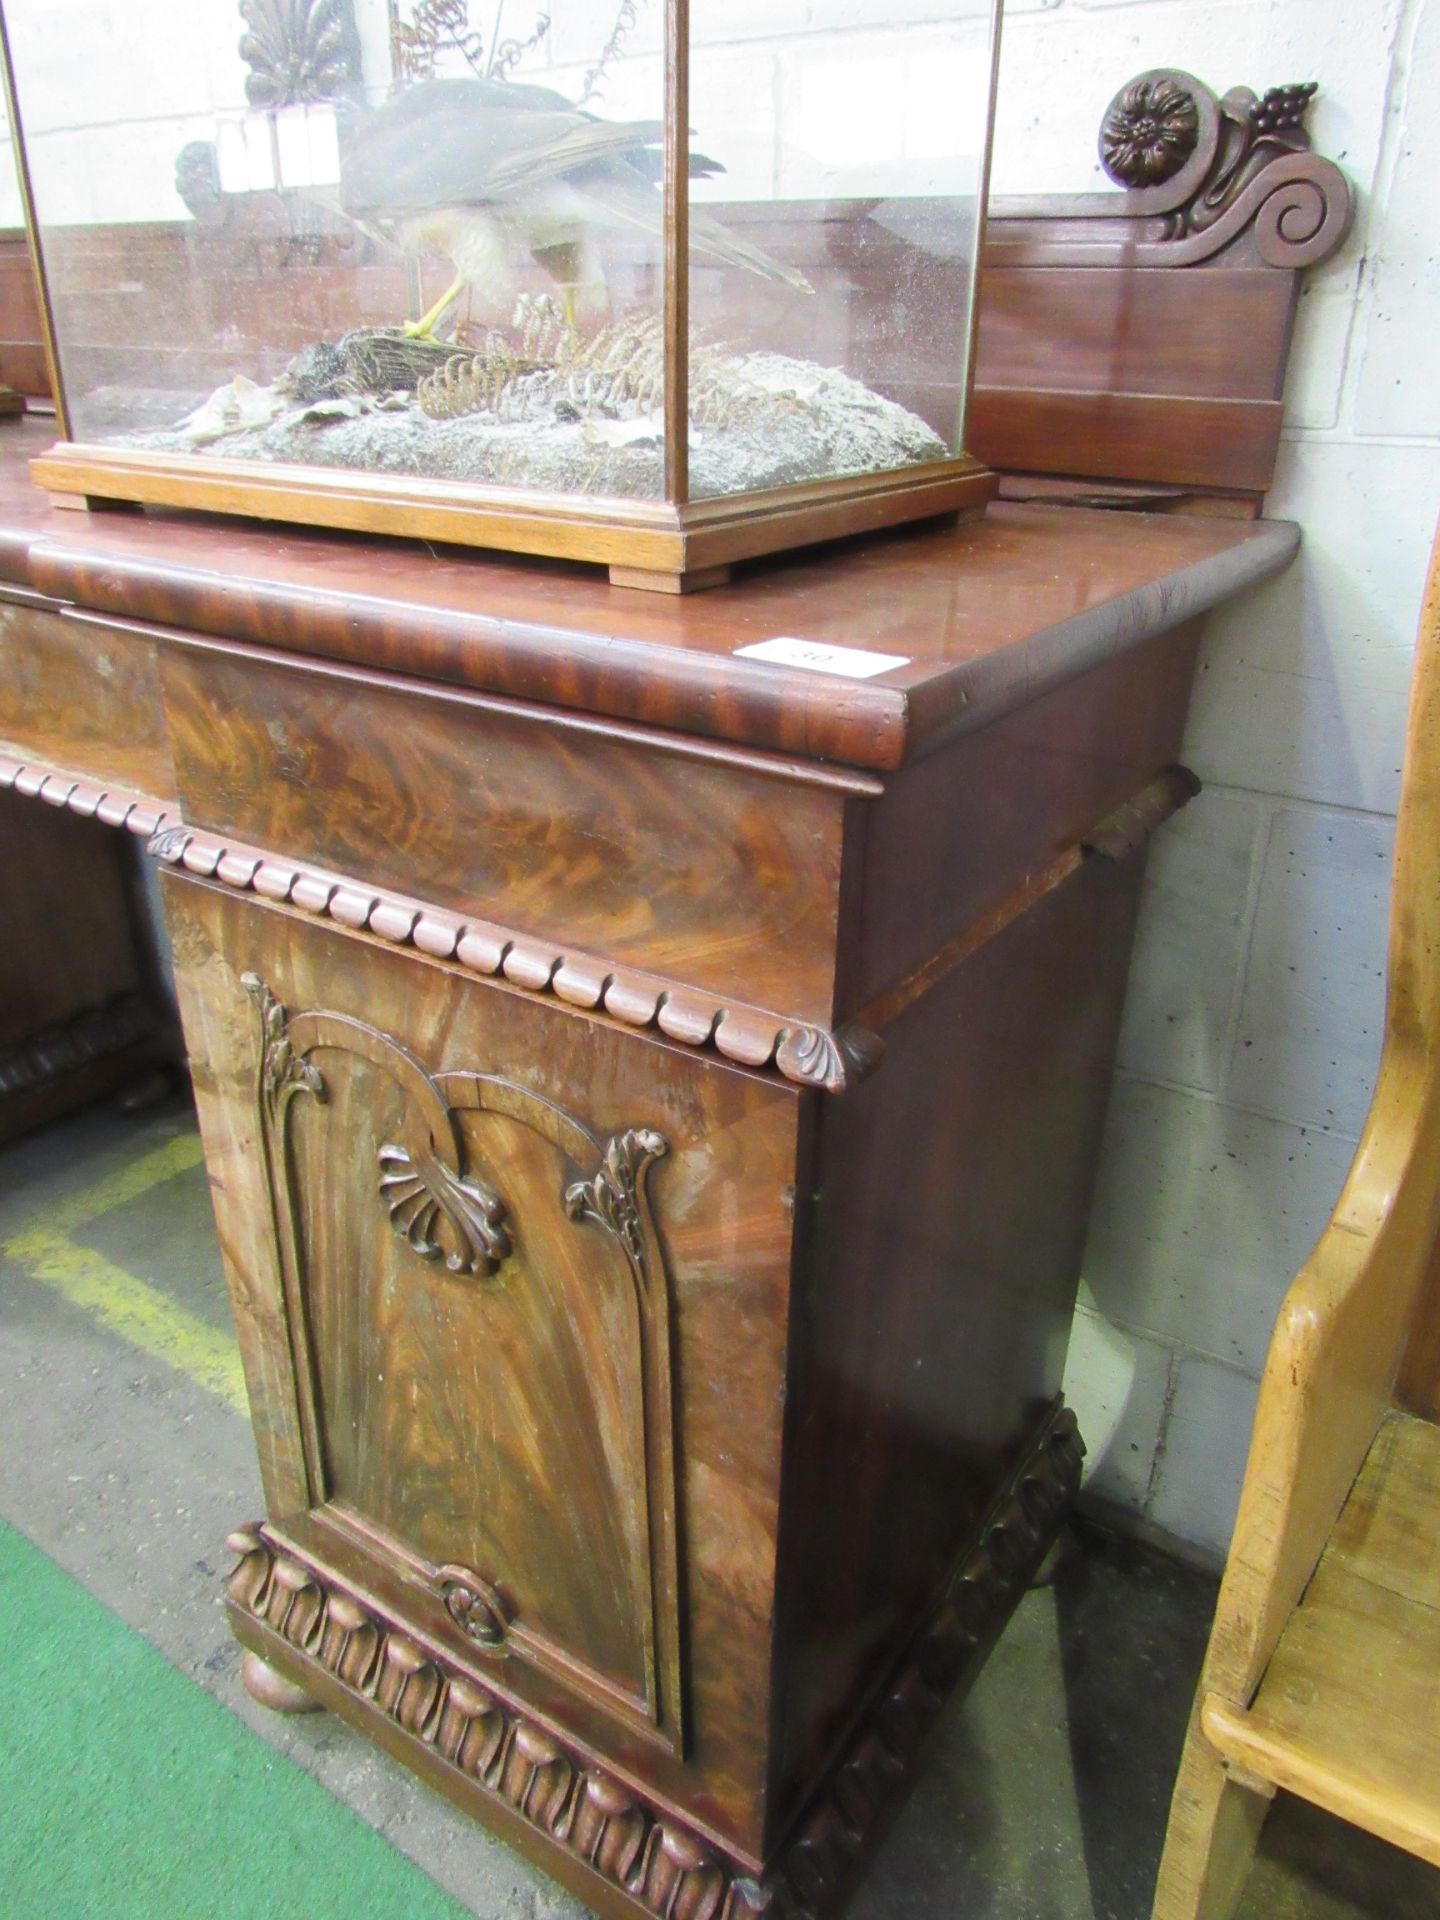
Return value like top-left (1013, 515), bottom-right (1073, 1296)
top-left (242, 1649), bottom-right (322, 1714)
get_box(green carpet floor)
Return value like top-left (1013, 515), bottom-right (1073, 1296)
top-left (0, 1518), bottom-right (470, 1918)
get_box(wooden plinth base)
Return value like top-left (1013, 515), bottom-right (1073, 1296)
top-left (30, 441), bottom-right (994, 594)
top-left (608, 563), bottom-right (733, 595)
top-left (223, 1406), bottom-right (1082, 1920)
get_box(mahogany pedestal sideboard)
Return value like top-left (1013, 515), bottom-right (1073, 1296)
top-left (0, 411), bottom-right (1299, 1918)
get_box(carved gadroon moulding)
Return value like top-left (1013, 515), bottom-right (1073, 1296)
top-left (1096, 68), bottom-right (1348, 267)
top-left (227, 1405), bottom-right (1084, 1920)
top-left (0, 759), bottom-right (882, 1097)
top-left (0, 991), bottom-right (159, 1100)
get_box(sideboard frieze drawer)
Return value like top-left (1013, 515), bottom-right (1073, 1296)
top-left (0, 600), bottom-right (174, 802)
top-left (150, 638), bottom-right (855, 1027)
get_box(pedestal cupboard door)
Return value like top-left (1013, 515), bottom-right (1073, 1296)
top-left (202, 913), bottom-right (688, 1754)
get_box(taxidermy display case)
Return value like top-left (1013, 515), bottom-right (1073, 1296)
top-left (0, 0), bottom-right (1002, 590)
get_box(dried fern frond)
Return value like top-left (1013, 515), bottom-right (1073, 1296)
top-left (416, 331), bottom-right (551, 419)
top-left (416, 309), bottom-right (810, 434)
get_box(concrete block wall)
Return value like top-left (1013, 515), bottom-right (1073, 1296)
top-left (1042, 0), bottom-right (1440, 1562)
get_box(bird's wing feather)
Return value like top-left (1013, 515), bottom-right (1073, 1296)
top-left (571, 171), bottom-right (812, 292)
top-left (340, 76), bottom-right (809, 293)
top-left (341, 77), bottom-right (665, 215)
top-left (688, 207), bottom-right (812, 292)
top-left (483, 120), bottom-right (666, 196)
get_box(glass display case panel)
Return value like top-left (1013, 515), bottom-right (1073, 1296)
top-left (1, 0), bottom-right (667, 497)
top-left (1, 0), bottom-right (1000, 586)
top-left (687, 0), bottom-right (1000, 503)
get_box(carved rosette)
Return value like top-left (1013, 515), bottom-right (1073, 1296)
top-left (225, 1403), bottom-right (1083, 1920)
top-left (1100, 76), bottom-right (1199, 187)
top-left (378, 1138), bottom-right (512, 1275)
top-left (436, 1564), bottom-right (513, 1650)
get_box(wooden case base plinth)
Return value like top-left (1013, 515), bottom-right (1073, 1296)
top-left (227, 1408), bottom-right (1083, 1920)
top-left (28, 442), bottom-right (995, 592)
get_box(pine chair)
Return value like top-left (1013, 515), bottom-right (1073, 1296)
top-left (1152, 519), bottom-right (1440, 1920)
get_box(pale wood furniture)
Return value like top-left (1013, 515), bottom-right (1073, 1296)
top-left (1152, 521), bottom-right (1440, 1920)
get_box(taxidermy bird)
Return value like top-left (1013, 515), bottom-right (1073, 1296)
top-left (339, 75), bottom-right (809, 337)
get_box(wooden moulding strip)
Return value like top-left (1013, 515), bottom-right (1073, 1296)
top-left (856, 765), bottom-right (1201, 1034)
top-left (28, 442), bottom-right (993, 582)
top-left (0, 751), bottom-right (171, 840)
top-left (0, 751), bottom-right (881, 1097)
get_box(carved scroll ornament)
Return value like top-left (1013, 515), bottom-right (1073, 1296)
top-left (1097, 68), bottom-right (1348, 267)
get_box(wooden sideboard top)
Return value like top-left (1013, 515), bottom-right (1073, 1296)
top-left (0, 419), bottom-right (1295, 772)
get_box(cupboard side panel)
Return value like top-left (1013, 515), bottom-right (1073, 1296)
top-left (771, 851), bottom-right (1146, 1840)
top-left (843, 621), bottom-right (1199, 1010)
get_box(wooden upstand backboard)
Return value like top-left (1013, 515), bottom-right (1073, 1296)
top-left (0, 68), bottom-right (1350, 1920)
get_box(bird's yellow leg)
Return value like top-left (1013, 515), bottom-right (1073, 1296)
top-left (403, 275), bottom-right (464, 340)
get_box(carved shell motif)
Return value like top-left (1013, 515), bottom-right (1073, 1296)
top-left (239, 0), bottom-right (359, 108)
top-left (1101, 77), bottom-right (1200, 187)
top-left (378, 1138), bottom-right (511, 1275)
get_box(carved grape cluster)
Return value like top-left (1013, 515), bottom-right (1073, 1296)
top-left (1254, 81), bottom-right (1318, 139)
